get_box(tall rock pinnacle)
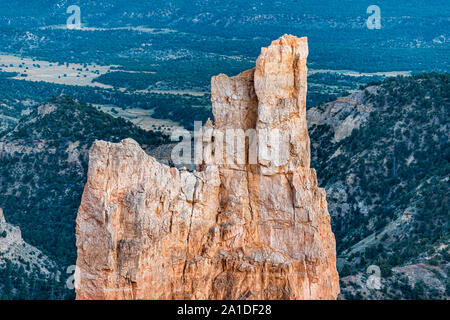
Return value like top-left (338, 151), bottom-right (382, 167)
top-left (75, 35), bottom-right (340, 300)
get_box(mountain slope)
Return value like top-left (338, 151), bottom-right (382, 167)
top-left (0, 95), bottom-right (168, 299)
top-left (0, 208), bottom-right (59, 299)
top-left (1, 73), bottom-right (448, 300)
top-left (308, 73), bottom-right (449, 299)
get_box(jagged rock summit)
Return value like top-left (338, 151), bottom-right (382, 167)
top-left (75, 35), bottom-right (340, 300)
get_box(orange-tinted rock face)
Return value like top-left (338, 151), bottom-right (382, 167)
top-left (75, 35), bottom-right (340, 300)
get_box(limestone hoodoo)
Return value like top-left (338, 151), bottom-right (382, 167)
top-left (75, 35), bottom-right (340, 300)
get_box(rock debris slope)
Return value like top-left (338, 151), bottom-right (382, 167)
top-left (75, 35), bottom-right (340, 300)
top-left (0, 208), bottom-right (56, 276)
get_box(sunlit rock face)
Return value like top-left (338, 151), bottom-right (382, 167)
top-left (75, 35), bottom-right (340, 300)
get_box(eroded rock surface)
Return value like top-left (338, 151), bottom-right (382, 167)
top-left (75, 35), bottom-right (339, 300)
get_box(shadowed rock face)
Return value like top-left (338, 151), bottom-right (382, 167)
top-left (75, 35), bottom-right (340, 300)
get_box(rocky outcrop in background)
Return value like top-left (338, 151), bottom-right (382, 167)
top-left (0, 208), bottom-right (56, 278)
top-left (75, 35), bottom-right (339, 300)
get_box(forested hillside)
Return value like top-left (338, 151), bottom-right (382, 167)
top-left (308, 73), bottom-right (449, 299)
